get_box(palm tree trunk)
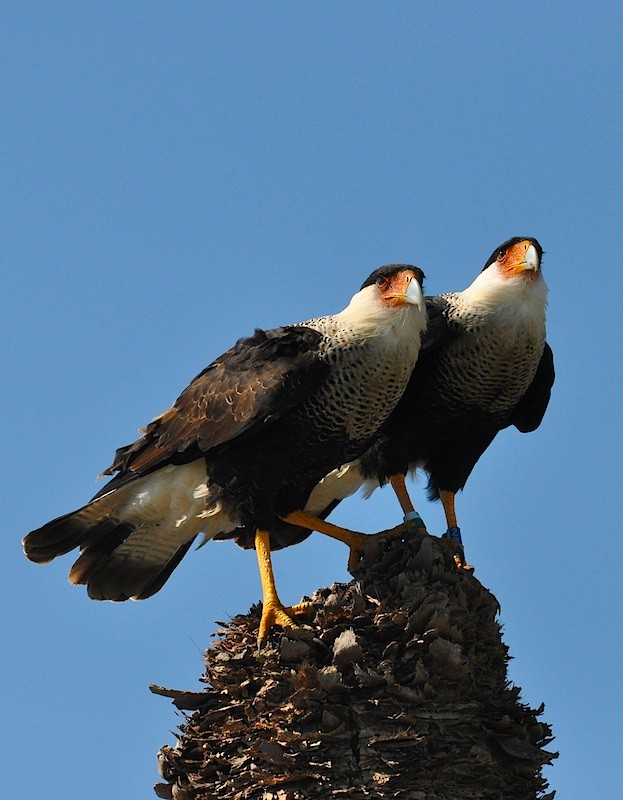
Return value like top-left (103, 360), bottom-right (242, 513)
top-left (154, 530), bottom-right (557, 799)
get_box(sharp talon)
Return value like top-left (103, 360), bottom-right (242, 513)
top-left (256, 599), bottom-right (315, 644)
top-left (344, 522), bottom-right (415, 575)
top-left (451, 551), bottom-right (475, 572)
top-left (257, 602), bottom-right (298, 644)
top-left (440, 526), bottom-right (473, 571)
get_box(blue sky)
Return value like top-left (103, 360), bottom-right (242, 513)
top-left (3, 3), bottom-right (622, 798)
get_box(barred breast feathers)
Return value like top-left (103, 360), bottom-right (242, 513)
top-left (296, 285), bottom-right (428, 442)
top-left (436, 268), bottom-right (548, 416)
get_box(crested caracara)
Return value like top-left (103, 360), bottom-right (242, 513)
top-left (23, 264), bottom-right (427, 640)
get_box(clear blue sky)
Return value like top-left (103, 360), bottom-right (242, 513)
top-left (3, 3), bottom-right (622, 798)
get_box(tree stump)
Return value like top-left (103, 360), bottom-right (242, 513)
top-left (153, 531), bottom-right (557, 799)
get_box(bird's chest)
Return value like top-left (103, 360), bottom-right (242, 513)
top-left (439, 317), bottom-right (545, 416)
top-left (307, 338), bottom-right (416, 444)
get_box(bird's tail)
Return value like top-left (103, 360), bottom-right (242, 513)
top-left (23, 499), bottom-right (197, 601)
top-left (23, 501), bottom-right (129, 564)
top-left (22, 464), bottom-right (209, 601)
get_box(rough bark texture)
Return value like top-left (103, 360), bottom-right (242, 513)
top-left (154, 530), bottom-right (557, 799)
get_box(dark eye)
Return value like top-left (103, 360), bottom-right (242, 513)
top-left (376, 276), bottom-right (388, 288)
top-left (496, 248), bottom-right (506, 261)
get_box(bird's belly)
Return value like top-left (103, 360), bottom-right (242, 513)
top-left (99, 461), bottom-right (241, 542)
top-left (303, 460), bottom-right (378, 514)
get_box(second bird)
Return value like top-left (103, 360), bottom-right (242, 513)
top-left (285, 236), bottom-right (555, 566)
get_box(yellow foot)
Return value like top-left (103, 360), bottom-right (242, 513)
top-left (438, 538), bottom-right (474, 572)
top-left (345, 522), bottom-right (421, 574)
top-left (279, 511), bottom-right (422, 576)
top-left (458, 558), bottom-right (475, 573)
top-left (257, 599), bottom-right (315, 644)
top-left (439, 525), bottom-right (474, 572)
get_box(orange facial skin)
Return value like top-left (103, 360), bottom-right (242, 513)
top-left (379, 269), bottom-right (420, 305)
top-left (497, 239), bottom-right (540, 280)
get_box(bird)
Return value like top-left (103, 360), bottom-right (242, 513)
top-left (271, 237), bottom-right (554, 567)
top-left (23, 264), bottom-right (427, 640)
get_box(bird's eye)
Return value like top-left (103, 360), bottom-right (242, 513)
top-left (496, 249), bottom-right (506, 261)
top-left (376, 276), bottom-right (388, 289)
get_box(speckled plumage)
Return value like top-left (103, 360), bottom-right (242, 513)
top-left (421, 267), bottom-right (547, 425)
top-left (23, 265), bottom-right (427, 601)
top-left (366, 260), bottom-right (553, 499)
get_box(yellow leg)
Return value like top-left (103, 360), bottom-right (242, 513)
top-left (439, 490), bottom-right (473, 571)
top-left (389, 473), bottom-right (427, 530)
top-left (280, 510), bottom-right (412, 574)
top-left (390, 473), bottom-right (415, 514)
top-left (255, 529), bottom-right (314, 643)
top-left (440, 489), bottom-right (458, 529)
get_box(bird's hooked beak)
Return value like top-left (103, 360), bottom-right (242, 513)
top-left (499, 240), bottom-right (541, 279)
top-left (383, 271), bottom-right (425, 311)
top-left (524, 243), bottom-right (539, 271)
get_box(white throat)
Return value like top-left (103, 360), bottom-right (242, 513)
top-left (333, 284), bottom-right (427, 344)
top-left (459, 265), bottom-right (548, 327)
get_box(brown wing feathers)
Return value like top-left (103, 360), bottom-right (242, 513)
top-left (105, 326), bottom-right (328, 477)
top-left (22, 325), bottom-right (330, 597)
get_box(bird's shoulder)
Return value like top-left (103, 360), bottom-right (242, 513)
top-left (418, 294), bottom-right (461, 355)
top-left (103, 324), bottom-right (331, 478)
